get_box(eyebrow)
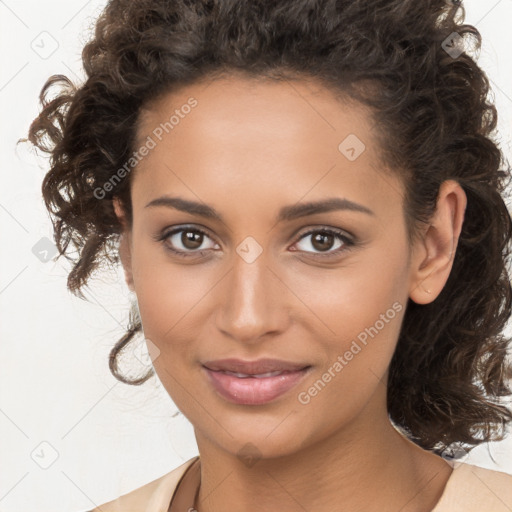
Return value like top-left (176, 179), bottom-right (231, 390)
top-left (145, 195), bottom-right (375, 222)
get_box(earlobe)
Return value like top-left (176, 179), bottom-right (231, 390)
top-left (408, 180), bottom-right (467, 305)
top-left (113, 198), bottom-right (135, 292)
top-left (113, 198), bottom-right (128, 230)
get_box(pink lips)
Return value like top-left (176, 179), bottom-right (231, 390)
top-left (202, 358), bottom-right (311, 405)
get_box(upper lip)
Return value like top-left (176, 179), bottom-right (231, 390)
top-left (202, 358), bottom-right (310, 375)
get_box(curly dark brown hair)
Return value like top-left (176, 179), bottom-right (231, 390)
top-left (22, 0), bottom-right (512, 457)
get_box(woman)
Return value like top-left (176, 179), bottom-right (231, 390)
top-left (26, 0), bottom-right (512, 510)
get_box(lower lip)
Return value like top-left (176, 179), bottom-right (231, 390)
top-left (203, 367), bottom-right (311, 405)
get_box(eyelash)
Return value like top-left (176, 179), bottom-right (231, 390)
top-left (153, 225), bottom-right (356, 260)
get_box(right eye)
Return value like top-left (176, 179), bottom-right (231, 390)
top-left (154, 225), bottom-right (220, 258)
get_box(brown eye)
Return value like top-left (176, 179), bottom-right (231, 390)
top-left (180, 230), bottom-right (204, 250)
top-left (157, 226), bottom-right (219, 258)
top-left (292, 227), bottom-right (355, 258)
top-left (311, 232), bottom-right (336, 252)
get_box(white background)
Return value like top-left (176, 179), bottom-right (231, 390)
top-left (1, 1), bottom-right (512, 511)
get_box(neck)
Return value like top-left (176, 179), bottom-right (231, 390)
top-left (193, 391), bottom-right (452, 512)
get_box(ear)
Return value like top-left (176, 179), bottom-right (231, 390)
top-left (113, 198), bottom-right (135, 292)
top-left (408, 179), bottom-right (467, 305)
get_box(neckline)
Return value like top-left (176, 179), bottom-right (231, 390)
top-left (430, 458), bottom-right (461, 512)
top-left (168, 455), bottom-right (459, 512)
top-left (168, 455), bottom-right (201, 512)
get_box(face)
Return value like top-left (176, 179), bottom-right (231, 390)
top-left (115, 75), bottom-right (420, 459)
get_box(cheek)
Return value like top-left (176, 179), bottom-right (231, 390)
top-left (132, 260), bottom-right (203, 408)
top-left (290, 249), bottom-right (407, 341)
top-left (329, 276), bottom-right (405, 371)
top-left (132, 250), bottom-right (214, 339)
top-left (293, 285), bottom-right (405, 436)
top-left (288, 252), bottom-right (408, 396)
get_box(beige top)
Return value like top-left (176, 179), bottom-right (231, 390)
top-left (90, 456), bottom-right (512, 512)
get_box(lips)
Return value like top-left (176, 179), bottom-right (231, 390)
top-left (202, 358), bottom-right (312, 405)
top-left (202, 358), bottom-right (310, 375)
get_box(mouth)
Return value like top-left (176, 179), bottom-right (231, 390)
top-left (202, 358), bottom-right (312, 405)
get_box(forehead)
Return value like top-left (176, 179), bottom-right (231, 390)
top-left (136, 75), bottom-right (375, 151)
top-left (131, 76), bottom-right (404, 220)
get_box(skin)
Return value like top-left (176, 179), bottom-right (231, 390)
top-left (113, 75), bottom-right (467, 512)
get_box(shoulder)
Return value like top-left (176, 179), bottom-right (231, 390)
top-left (433, 462), bottom-right (512, 512)
top-left (88, 456), bottom-right (198, 512)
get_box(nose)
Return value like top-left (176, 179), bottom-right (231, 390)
top-left (215, 246), bottom-right (289, 345)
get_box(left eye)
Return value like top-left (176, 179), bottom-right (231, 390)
top-left (155, 226), bottom-right (354, 259)
top-left (292, 228), bottom-right (354, 257)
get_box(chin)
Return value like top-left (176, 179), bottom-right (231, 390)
top-left (194, 407), bottom-right (316, 461)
